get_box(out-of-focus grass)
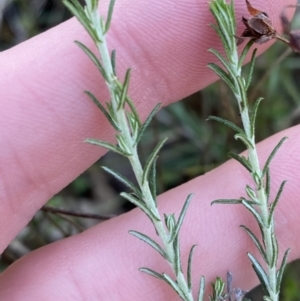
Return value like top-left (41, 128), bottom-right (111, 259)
top-left (1, 0), bottom-right (299, 299)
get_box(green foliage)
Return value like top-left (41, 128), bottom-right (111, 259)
top-left (209, 0), bottom-right (290, 300)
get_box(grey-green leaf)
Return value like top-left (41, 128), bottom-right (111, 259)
top-left (129, 230), bottom-right (170, 262)
top-left (111, 49), bottom-right (116, 75)
top-left (242, 200), bottom-right (265, 227)
top-left (208, 115), bottom-right (244, 134)
top-left (238, 40), bottom-right (254, 68)
top-left (207, 63), bottom-right (237, 93)
top-left (268, 181), bottom-right (287, 226)
top-left (197, 276), bottom-right (206, 301)
top-left (211, 198), bottom-right (243, 205)
top-left (228, 152), bottom-right (252, 172)
top-left (102, 166), bottom-right (142, 198)
top-left (276, 248), bottom-right (290, 293)
top-left (208, 48), bottom-right (236, 79)
top-left (85, 91), bottom-right (120, 131)
top-left (86, 138), bottom-right (131, 156)
top-left (169, 194), bottom-right (193, 243)
top-left (121, 192), bottom-right (160, 222)
top-left (139, 267), bottom-right (164, 280)
top-left (104, 0), bottom-right (116, 33)
top-left (250, 97), bottom-right (263, 139)
top-left (142, 138), bottom-right (167, 185)
top-left (118, 69), bottom-right (131, 110)
top-left (148, 155), bottom-right (157, 204)
top-left (173, 235), bottom-right (181, 276)
top-left (75, 41), bottom-right (109, 82)
top-left (241, 225), bottom-right (268, 264)
top-left (135, 103), bottom-right (161, 146)
top-left (162, 274), bottom-right (187, 300)
top-left (262, 137), bottom-right (288, 177)
top-left (187, 245), bottom-right (197, 291)
top-left (248, 253), bottom-right (270, 294)
top-left (234, 133), bottom-right (254, 149)
top-left (245, 48), bottom-right (257, 91)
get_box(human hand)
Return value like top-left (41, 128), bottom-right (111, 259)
top-left (0, 0), bottom-right (298, 299)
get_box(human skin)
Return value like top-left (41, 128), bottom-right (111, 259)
top-left (0, 0), bottom-right (298, 300)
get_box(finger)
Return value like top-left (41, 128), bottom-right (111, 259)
top-left (0, 124), bottom-right (299, 300)
top-left (0, 0), bottom-right (295, 251)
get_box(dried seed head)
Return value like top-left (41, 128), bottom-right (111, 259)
top-left (237, 0), bottom-right (277, 45)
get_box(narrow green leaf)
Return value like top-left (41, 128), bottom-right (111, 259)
top-left (209, 8), bottom-right (232, 54)
top-left (187, 245), bottom-right (197, 291)
top-left (118, 69), bottom-right (131, 110)
top-left (63, 0), bottom-right (99, 43)
top-left (265, 167), bottom-right (270, 202)
top-left (245, 185), bottom-right (257, 202)
top-left (102, 166), bottom-right (142, 198)
top-left (148, 155), bottom-right (157, 204)
top-left (250, 97), bottom-right (263, 138)
top-left (164, 213), bottom-right (176, 233)
top-left (169, 194), bottom-right (193, 243)
top-left (142, 138), bottom-right (167, 185)
top-left (208, 48), bottom-right (236, 79)
top-left (270, 232), bottom-right (279, 268)
top-left (208, 115), bottom-right (244, 134)
top-left (139, 267), bottom-right (164, 280)
top-left (210, 24), bottom-right (231, 58)
top-left (211, 198), bottom-right (243, 205)
top-left (242, 200), bottom-right (265, 227)
top-left (240, 225), bottom-right (268, 263)
top-left (238, 40), bottom-right (254, 68)
top-left (229, 0), bottom-right (236, 31)
top-left (104, 0), bottom-right (116, 33)
top-left (90, 0), bottom-right (98, 10)
top-left (245, 48), bottom-right (258, 91)
top-left (262, 137), bottom-right (288, 177)
top-left (234, 133), bottom-right (254, 149)
top-left (197, 276), bottom-right (206, 301)
top-left (228, 152), bottom-right (252, 172)
top-left (207, 63), bottom-right (237, 93)
top-left (135, 103), bottom-right (161, 146)
top-left (115, 80), bottom-right (142, 127)
top-left (162, 274), bottom-right (189, 300)
top-left (248, 253), bottom-right (270, 294)
top-left (86, 138), bottom-right (131, 156)
top-left (85, 91), bottom-right (120, 131)
top-left (111, 49), bottom-right (116, 75)
top-left (121, 192), bottom-right (160, 222)
top-left (268, 181), bottom-right (287, 226)
top-left (237, 76), bottom-right (248, 110)
top-left (173, 235), bottom-right (181, 276)
top-left (129, 230), bottom-right (170, 262)
top-left (116, 134), bottom-right (132, 156)
top-left (276, 248), bottom-right (290, 293)
top-left (75, 41), bottom-right (109, 82)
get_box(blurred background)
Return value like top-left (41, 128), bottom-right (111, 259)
top-left (0, 0), bottom-right (299, 299)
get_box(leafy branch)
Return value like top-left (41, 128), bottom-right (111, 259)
top-left (63, 0), bottom-right (205, 300)
top-left (208, 1), bottom-right (289, 300)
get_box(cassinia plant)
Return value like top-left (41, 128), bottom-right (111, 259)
top-left (208, 1), bottom-right (289, 301)
top-left (63, 0), bottom-right (290, 300)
